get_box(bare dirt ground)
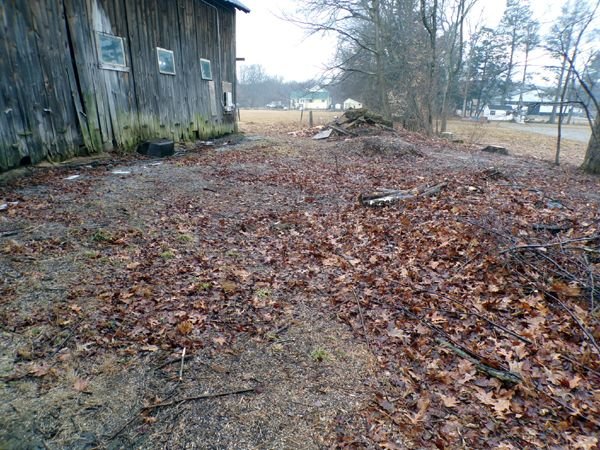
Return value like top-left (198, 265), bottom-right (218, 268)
top-left (1, 120), bottom-right (599, 449)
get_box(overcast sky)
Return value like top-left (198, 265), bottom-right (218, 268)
top-left (236, 0), bottom-right (574, 82)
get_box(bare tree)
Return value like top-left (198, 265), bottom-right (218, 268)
top-left (499, 0), bottom-right (538, 102)
top-left (545, 0), bottom-right (600, 165)
top-left (291, 0), bottom-right (478, 134)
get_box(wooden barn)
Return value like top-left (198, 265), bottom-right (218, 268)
top-left (0, 0), bottom-right (249, 171)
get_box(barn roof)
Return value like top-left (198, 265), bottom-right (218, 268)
top-left (221, 0), bottom-right (250, 13)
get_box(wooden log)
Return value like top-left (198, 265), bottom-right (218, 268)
top-left (436, 338), bottom-right (522, 384)
top-left (328, 124), bottom-right (355, 136)
top-left (359, 182), bottom-right (447, 207)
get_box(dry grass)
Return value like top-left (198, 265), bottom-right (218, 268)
top-left (239, 109), bottom-right (339, 134)
top-left (239, 110), bottom-right (590, 167)
top-left (445, 119), bottom-right (588, 167)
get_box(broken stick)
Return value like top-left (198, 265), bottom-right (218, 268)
top-left (107, 387), bottom-right (257, 441)
top-left (436, 338), bottom-right (522, 384)
top-left (359, 182), bottom-right (447, 207)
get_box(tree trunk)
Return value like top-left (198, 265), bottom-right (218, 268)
top-left (549, 57), bottom-right (567, 124)
top-left (373, 0), bottom-right (389, 119)
top-left (582, 115), bottom-right (600, 174)
top-left (517, 43), bottom-right (531, 119)
top-left (503, 30), bottom-right (517, 102)
top-left (555, 68), bottom-right (572, 165)
top-left (440, 79), bottom-right (449, 132)
top-left (462, 78), bottom-right (470, 117)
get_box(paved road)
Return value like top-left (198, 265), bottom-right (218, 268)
top-left (496, 122), bottom-right (591, 143)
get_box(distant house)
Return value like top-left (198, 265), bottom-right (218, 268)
top-left (482, 105), bottom-right (514, 121)
top-left (290, 88), bottom-right (331, 110)
top-left (526, 103), bottom-right (586, 119)
top-left (343, 98), bottom-right (363, 110)
top-left (0, 0), bottom-right (249, 172)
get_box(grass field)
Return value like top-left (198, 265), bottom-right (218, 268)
top-left (238, 109), bottom-right (339, 134)
top-left (238, 109), bottom-right (589, 167)
top-left (445, 120), bottom-right (588, 167)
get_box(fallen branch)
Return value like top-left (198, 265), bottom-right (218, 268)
top-left (503, 235), bottom-right (599, 254)
top-left (510, 254), bottom-right (600, 356)
top-left (558, 354), bottom-right (600, 378)
top-left (532, 223), bottom-right (571, 234)
top-left (542, 289), bottom-right (600, 356)
top-left (395, 304), bottom-right (521, 384)
top-left (156, 354), bottom-right (194, 370)
top-left (420, 290), bottom-right (534, 346)
top-left (143, 387), bottom-right (256, 411)
top-left (107, 387), bottom-right (257, 441)
top-left (436, 338), bottom-right (522, 384)
top-left (352, 289), bottom-right (372, 352)
top-left (530, 382), bottom-right (600, 427)
top-left (359, 182), bottom-right (447, 207)
top-left (0, 230), bottom-right (20, 238)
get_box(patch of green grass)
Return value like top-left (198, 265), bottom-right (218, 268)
top-left (160, 250), bottom-right (176, 260)
top-left (255, 288), bottom-right (271, 299)
top-left (310, 348), bottom-right (329, 362)
top-left (196, 281), bottom-right (212, 291)
top-left (178, 233), bottom-right (194, 243)
top-left (91, 229), bottom-right (113, 243)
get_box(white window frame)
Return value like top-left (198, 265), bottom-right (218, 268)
top-left (200, 58), bottom-right (213, 80)
top-left (156, 47), bottom-right (176, 75)
top-left (96, 32), bottom-right (128, 72)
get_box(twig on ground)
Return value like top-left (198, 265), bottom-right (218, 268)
top-left (352, 289), bottom-right (372, 352)
top-left (395, 303), bottom-right (521, 383)
top-left (530, 382), bottom-right (600, 427)
top-left (542, 289), bottom-right (600, 356)
top-left (501, 248), bottom-right (599, 356)
top-left (502, 235), bottom-right (599, 254)
top-left (107, 387), bottom-right (257, 441)
top-left (144, 387), bottom-right (257, 410)
top-left (587, 255), bottom-right (595, 312)
top-left (421, 289), bottom-right (534, 346)
top-left (0, 230), bottom-right (20, 238)
top-left (558, 354), bottom-right (600, 378)
top-left (156, 354), bottom-right (194, 370)
top-left (436, 338), bottom-right (522, 384)
top-left (49, 319), bottom-right (84, 359)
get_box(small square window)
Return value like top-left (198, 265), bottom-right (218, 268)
top-left (157, 48), bottom-right (176, 75)
top-left (200, 58), bottom-right (212, 80)
top-left (97, 33), bottom-right (127, 71)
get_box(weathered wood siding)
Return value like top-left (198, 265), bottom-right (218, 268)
top-left (0, 0), bottom-right (238, 171)
top-left (0, 0), bottom-right (86, 170)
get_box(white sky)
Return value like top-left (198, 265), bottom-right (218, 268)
top-left (236, 0), bottom-right (588, 82)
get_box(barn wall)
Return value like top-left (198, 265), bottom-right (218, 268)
top-left (0, 0), bottom-right (238, 171)
top-left (0, 0), bottom-right (86, 170)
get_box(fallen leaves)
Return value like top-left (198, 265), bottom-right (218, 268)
top-left (1, 129), bottom-right (599, 449)
top-left (73, 378), bottom-right (90, 393)
top-left (438, 393), bottom-right (459, 408)
top-left (176, 321), bottom-right (194, 336)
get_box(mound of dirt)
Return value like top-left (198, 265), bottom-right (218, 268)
top-left (353, 136), bottom-right (424, 158)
